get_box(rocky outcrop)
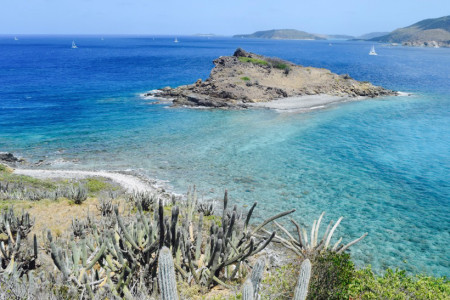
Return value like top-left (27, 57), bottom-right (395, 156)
top-left (0, 152), bottom-right (19, 163)
top-left (152, 49), bottom-right (396, 108)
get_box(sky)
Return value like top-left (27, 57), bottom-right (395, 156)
top-left (1, 0), bottom-right (449, 36)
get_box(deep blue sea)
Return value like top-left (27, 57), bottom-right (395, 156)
top-left (0, 35), bottom-right (449, 276)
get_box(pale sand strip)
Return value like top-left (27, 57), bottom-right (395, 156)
top-left (14, 169), bottom-right (157, 193)
top-left (248, 94), bottom-right (365, 112)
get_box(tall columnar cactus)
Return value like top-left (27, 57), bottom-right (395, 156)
top-left (250, 256), bottom-right (266, 298)
top-left (158, 246), bottom-right (178, 300)
top-left (242, 278), bottom-right (254, 300)
top-left (293, 259), bottom-right (311, 300)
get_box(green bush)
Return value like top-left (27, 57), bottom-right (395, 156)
top-left (349, 266), bottom-right (450, 299)
top-left (85, 177), bottom-right (110, 193)
top-left (238, 56), bottom-right (269, 66)
top-left (240, 76), bottom-right (251, 81)
top-left (308, 252), bottom-right (355, 300)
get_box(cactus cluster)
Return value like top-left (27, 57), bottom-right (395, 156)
top-left (197, 201), bottom-right (215, 216)
top-left (128, 191), bottom-right (158, 211)
top-left (96, 197), bottom-right (114, 217)
top-left (270, 212), bottom-right (368, 258)
top-left (0, 180), bottom-right (89, 203)
top-left (0, 208), bottom-right (38, 277)
top-left (0, 207), bottom-right (34, 239)
top-left (0, 184), bottom-right (370, 299)
top-left (41, 189), bottom-right (296, 297)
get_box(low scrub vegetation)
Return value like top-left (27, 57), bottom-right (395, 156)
top-left (0, 167), bottom-right (447, 299)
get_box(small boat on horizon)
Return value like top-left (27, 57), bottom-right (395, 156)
top-left (174, 37), bottom-right (179, 43)
top-left (369, 45), bottom-right (377, 55)
top-left (14, 37), bottom-right (18, 41)
top-left (72, 41), bottom-right (78, 49)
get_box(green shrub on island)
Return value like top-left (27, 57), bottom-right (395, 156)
top-left (240, 76), bottom-right (251, 81)
top-left (238, 56), bottom-right (269, 66)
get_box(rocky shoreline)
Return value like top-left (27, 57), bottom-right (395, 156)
top-left (149, 48), bottom-right (397, 109)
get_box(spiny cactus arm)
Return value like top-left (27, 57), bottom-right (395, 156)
top-left (259, 230), bottom-right (302, 256)
top-left (251, 209), bottom-right (296, 235)
top-left (331, 237), bottom-right (343, 251)
top-left (250, 232), bottom-right (276, 256)
top-left (290, 219), bottom-right (304, 249)
top-left (293, 259), bottom-right (311, 300)
top-left (50, 243), bottom-right (70, 279)
top-left (159, 200), bottom-right (165, 249)
top-left (314, 212), bottom-right (325, 247)
top-left (250, 256), bottom-right (266, 296)
top-left (273, 221), bottom-right (296, 242)
top-left (85, 243), bottom-right (106, 270)
top-left (158, 246), bottom-right (179, 300)
top-left (337, 232), bottom-right (368, 254)
top-left (170, 206), bottom-right (179, 248)
top-left (244, 202), bottom-right (257, 231)
top-left (310, 220), bottom-right (316, 248)
top-left (242, 278), bottom-right (254, 300)
top-left (206, 239), bottom-right (223, 286)
top-left (0, 241), bottom-right (8, 259)
top-left (137, 206), bottom-right (151, 236)
top-left (185, 240), bottom-right (200, 284)
top-left (33, 234), bottom-right (38, 259)
top-left (302, 228), bottom-right (308, 248)
top-left (315, 221), bottom-right (332, 250)
top-left (195, 213), bottom-right (203, 261)
top-left (114, 207), bottom-right (139, 251)
top-left (324, 217), bottom-right (343, 250)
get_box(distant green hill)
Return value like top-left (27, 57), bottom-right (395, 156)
top-left (233, 29), bottom-right (326, 40)
top-left (371, 15), bottom-right (450, 47)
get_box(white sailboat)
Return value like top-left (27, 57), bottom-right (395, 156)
top-left (174, 37), bottom-right (179, 43)
top-left (72, 41), bottom-right (78, 49)
top-left (369, 45), bottom-right (377, 55)
top-left (14, 37), bottom-right (18, 41)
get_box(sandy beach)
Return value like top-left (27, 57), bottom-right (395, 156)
top-left (13, 169), bottom-right (160, 193)
top-left (248, 94), bottom-right (365, 112)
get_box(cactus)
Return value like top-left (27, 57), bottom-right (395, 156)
top-left (129, 191), bottom-right (157, 211)
top-left (250, 256), bottom-right (266, 297)
top-left (158, 246), bottom-right (178, 300)
top-left (293, 259), bottom-right (311, 300)
top-left (197, 202), bottom-right (214, 216)
top-left (242, 278), bottom-right (254, 300)
top-left (69, 184), bottom-right (88, 204)
top-left (97, 197), bottom-right (114, 217)
top-left (272, 212), bottom-right (368, 257)
top-left (0, 207), bottom-right (35, 239)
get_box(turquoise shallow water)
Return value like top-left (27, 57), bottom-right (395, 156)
top-left (0, 36), bottom-right (449, 276)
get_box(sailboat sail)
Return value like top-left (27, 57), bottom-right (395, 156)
top-left (369, 45), bottom-right (377, 55)
top-left (72, 41), bottom-right (78, 49)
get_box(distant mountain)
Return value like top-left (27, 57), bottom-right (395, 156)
top-left (371, 15), bottom-right (450, 47)
top-left (233, 29), bottom-right (325, 40)
top-left (355, 32), bottom-right (390, 40)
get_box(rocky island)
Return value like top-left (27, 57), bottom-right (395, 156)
top-left (152, 48), bottom-right (397, 109)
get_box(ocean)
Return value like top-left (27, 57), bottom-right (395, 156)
top-left (0, 35), bottom-right (449, 276)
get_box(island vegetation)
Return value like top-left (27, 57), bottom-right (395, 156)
top-left (0, 159), bottom-right (448, 299)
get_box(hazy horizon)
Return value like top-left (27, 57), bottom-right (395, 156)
top-left (2, 1), bottom-right (450, 36)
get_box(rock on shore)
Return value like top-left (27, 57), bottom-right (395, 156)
top-left (151, 48), bottom-right (397, 108)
